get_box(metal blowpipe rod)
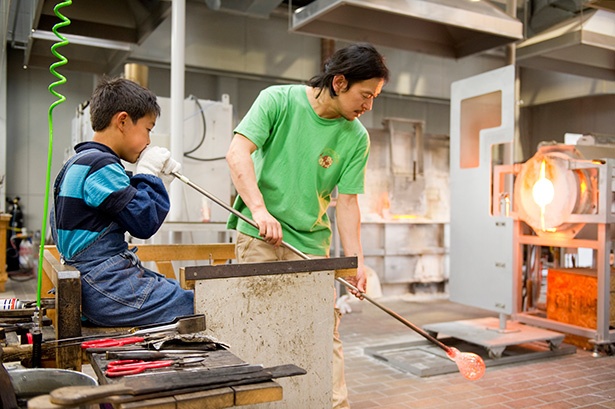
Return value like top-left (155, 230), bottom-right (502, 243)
top-left (171, 172), bottom-right (450, 352)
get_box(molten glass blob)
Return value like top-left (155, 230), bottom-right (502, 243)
top-left (446, 347), bottom-right (486, 381)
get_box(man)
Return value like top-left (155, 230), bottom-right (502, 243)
top-left (226, 43), bottom-right (389, 408)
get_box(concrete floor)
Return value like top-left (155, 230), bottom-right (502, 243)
top-left (340, 296), bottom-right (615, 409)
top-left (3, 275), bottom-right (615, 409)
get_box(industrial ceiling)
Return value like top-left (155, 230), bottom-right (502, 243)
top-left (290, 0), bottom-right (523, 59)
top-left (4, 0), bottom-right (615, 80)
top-left (517, 8), bottom-right (615, 81)
top-left (6, 0), bottom-right (172, 74)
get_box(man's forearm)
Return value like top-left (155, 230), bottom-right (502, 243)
top-left (226, 136), bottom-right (266, 213)
top-left (336, 194), bottom-right (364, 266)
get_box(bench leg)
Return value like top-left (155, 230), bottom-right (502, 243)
top-left (55, 272), bottom-right (82, 370)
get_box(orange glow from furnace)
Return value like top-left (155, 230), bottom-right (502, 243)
top-left (532, 160), bottom-right (555, 231)
top-left (392, 214), bottom-right (418, 220)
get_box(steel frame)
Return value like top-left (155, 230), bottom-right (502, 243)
top-left (495, 157), bottom-right (615, 349)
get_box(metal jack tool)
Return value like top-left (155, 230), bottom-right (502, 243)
top-left (172, 172), bottom-right (486, 381)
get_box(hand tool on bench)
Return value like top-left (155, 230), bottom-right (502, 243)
top-left (49, 363), bottom-right (306, 406)
top-left (0, 316), bottom-right (52, 333)
top-left (84, 343), bottom-right (218, 355)
top-left (50, 314), bottom-right (206, 347)
top-left (105, 350), bottom-right (209, 360)
top-left (104, 356), bottom-right (206, 377)
top-left (30, 364), bottom-right (305, 409)
top-left (81, 336), bottom-right (148, 350)
top-left (173, 171), bottom-right (486, 381)
top-left (128, 313), bottom-right (206, 335)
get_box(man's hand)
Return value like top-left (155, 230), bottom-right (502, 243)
top-left (252, 207), bottom-right (283, 247)
top-left (345, 265), bottom-right (366, 300)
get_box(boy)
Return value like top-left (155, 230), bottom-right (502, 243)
top-left (51, 77), bottom-right (194, 326)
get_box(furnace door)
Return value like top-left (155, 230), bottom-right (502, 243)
top-left (449, 65), bottom-right (516, 315)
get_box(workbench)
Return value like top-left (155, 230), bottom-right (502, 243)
top-left (112, 382), bottom-right (283, 409)
top-left (87, 349), bottom-right (285, 409)
top-left (22, 346), bottom-right (297, 409)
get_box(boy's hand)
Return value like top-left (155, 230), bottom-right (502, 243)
top-left (136, 146), bottom-right (171, 177)
top-left (161, 156), bottom-right (181, 176)
top-left (160, 157), bottom-right (181, 191)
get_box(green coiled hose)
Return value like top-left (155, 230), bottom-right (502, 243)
top-left (37, 0), bottom-right (72, 308)
top-left (31, 0), bottom-right (71, 368)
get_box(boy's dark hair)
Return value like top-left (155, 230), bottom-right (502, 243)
top-left (89, 77), bottom-right (161, 132)
top-left (308, 43), bottom-right (390, 98)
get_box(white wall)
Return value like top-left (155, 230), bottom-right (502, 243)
top-left (5, 48), bottom-right (95, 237)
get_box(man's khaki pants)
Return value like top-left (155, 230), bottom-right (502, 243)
top-left (235, 233), bottom-right (351, 409)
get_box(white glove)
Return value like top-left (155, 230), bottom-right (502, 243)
top-left (160, 157), bottom-right (181, 191)
top-left (136, 146), bottom-right (171, 177)
top-left (161, 156), bottom-right (181, 176)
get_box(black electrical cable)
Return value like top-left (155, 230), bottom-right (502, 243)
top-left (183, 95), bottom-right (226, 162)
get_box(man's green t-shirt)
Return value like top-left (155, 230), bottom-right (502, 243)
top-left (228, 84), bottom-right (370, 256)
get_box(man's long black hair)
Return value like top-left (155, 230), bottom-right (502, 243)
top-left (308, 43), bottom-right (390, 98)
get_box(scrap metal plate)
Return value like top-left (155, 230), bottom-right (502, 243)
top-left (365, 335), bottom-right (575, 378)
top-left (423, 317), bottom-right (567, 357)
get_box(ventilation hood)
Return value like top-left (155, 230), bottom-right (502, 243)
top-left (204, 0), bottom-right (285, 18)
top-left (290, 0), bottom-right (524, 59)
top-left (516, 9), bottom-right (615, 81)
top-left (10, 0), bottom-right (171, 74)
top-left (586, 0), bottom-right (615, 12)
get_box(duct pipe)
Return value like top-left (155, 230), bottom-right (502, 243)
top-left (320, 38), bottom-right (335, 71)
top-left (506, 0), bottom-right (524, 163)
top-left (505, 0), bottom-right (517, 65)
top-left (124, 64), bottom-right (149, 88)
top-left (169, 0), bottom-right (186, 224)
